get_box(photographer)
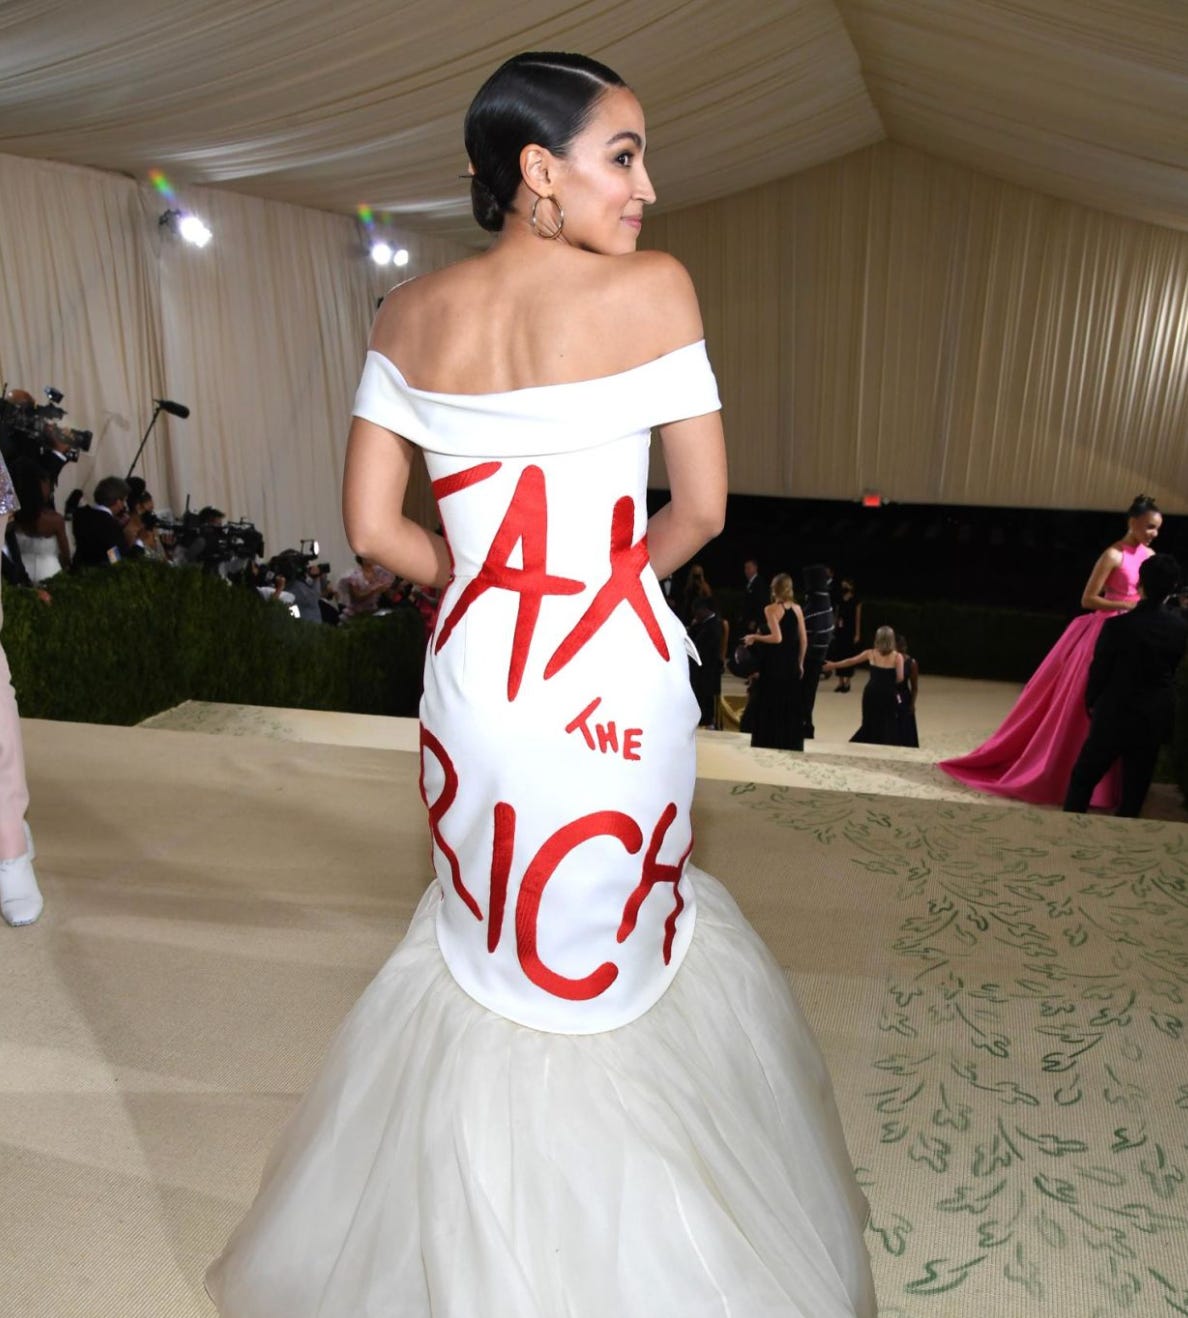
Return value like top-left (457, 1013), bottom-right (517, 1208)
top-left (269, 550), bottom-right (330, 623)
top-left (1, 385), bottom-right (92, 487)
top-left (0, 451), bottom-right (43, 926)
top-left (71, 476), bottom-right (144, 569)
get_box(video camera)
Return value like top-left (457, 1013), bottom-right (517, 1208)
top-left (263, 539), bottom-right (330, 586)
top-left (0, 385), bottom-right (93, 475)
top-left (154, 507), bottom-right (265, 570)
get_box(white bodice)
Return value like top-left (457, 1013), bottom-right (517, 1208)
top-left (353, 341), bottom-right (721, 1032)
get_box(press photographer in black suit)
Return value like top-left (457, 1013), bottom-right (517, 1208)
top-left (1064, 553), bottom-right (1188, 818)
top-left (71, 476), bottom-right (144, 569)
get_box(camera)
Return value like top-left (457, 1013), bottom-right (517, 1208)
top-left (154, 508), bottom-right (265, 570)
top-left (0, 385), bottom-right (93, 475)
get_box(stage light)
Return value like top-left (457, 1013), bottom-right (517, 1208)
top-left (393, 248), bottom-right (410, 267)
top-left (370, 241), bottom-right (393, 266)
top-left (178, 214), bottom-right (212, 247)
top-left (159, 207), bottom-right (213, 248)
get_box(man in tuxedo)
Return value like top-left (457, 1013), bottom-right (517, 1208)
top-left (71, 476), bottom-right (141, 569)
top-left (739, 557), bottom-right (768, 638)
top-left (1064, 553), bottom-right (1188, 817)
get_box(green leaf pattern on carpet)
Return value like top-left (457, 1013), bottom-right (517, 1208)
top-left (730, 784), bottom-right (1188, 1318)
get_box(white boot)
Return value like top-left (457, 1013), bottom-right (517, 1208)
top-left (0, 851), bottom-right (43, 926)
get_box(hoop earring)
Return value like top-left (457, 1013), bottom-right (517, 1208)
top-left (530, 195), bottom-right (565, 240)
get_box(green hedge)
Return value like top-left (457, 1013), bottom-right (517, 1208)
top-left (1, 561), bottom-right (425, 725)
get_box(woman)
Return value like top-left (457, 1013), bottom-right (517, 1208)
top-left (939, 495), bottom-right (1160, 806)
top-left (207, 52), bottom-right (874, 1318)
top-left (744, 572), bottom-right (807, 750)
top-left (830, 577), bottom-right (861, 692)
top-left (826, 625), bottom-right (904, 745)
top-left (9, 459), bottom-right (69, 583)
top-left (0, 453), bottom-right (42, 926)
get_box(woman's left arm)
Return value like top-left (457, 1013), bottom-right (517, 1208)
top-left (795, 604), bottom-right (807, 674)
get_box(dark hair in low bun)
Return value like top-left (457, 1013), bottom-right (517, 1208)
top-left (1127, 493), bottom-right (1160, 519)
top-left (469, 175), bottom-right (505, 233)
top-left (464, 51), bottom-right (626, 233)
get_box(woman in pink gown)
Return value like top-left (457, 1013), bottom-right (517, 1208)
top-left (939, 495), bottom-right (1162, 808)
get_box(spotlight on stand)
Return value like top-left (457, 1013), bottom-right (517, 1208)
top-left (159, 207), bottom-right (213, 248)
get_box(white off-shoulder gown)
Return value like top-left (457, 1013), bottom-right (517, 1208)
top-left (206, 341), bottom-right (876, 1317)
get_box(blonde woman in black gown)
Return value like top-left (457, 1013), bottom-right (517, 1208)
top-left (826, 624), bottom-right (904, 745)
top-left (744, 572), bottom-right (807, 750)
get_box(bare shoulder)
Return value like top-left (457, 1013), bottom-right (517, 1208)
top-left (369, 257), bottom-right (485, 350)
top-left (614, 251), bottom-right (702, 345)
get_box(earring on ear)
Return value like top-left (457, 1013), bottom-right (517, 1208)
top-left (530, 195), bottom-right (565, 240)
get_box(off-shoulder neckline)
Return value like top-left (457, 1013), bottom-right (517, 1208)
top-left (368, 339), bottom-right (707, 401)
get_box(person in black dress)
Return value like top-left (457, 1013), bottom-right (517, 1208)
top-left (743, 573), bottom-right (807, 750)
top-left (800, 563), bottom-right (834, 739)
top-left (826, 625), bottom-right (903, 744)
top-left (1064, 553), bottom-right (1188, 817)
top-left (895, 632), bottom-right (919, 748)
top-left (830, 578), bottom-right (862, 692)
top-left (687, 596), bottom-right (727, 729)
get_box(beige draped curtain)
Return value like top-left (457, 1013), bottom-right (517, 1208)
top-left (646, 140), bottom-right (1188, 514)
top-left (0, 151), bottom-right (467, 575)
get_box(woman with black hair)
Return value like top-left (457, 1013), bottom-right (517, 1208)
top-left (208, 50), bottom-right (874, 1318)
top-left (940, 494), bottom-right (1162, 806)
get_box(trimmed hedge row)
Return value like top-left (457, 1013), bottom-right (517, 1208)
top-left (1, 560), bottom-right (425, 725)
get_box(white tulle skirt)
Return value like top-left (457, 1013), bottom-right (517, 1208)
top-left (206, 868), bottom-right (876, 1317)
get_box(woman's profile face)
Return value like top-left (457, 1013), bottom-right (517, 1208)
top-left (550, 86), bottom-right (656, 255)
top-left (1130, 511), bottom-right (1162, 546)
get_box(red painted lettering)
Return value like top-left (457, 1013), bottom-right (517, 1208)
top-left (435, 465), bottom-right (585, 701)
top-left (516, 811), bottom-right (642, 1000)
top-left (595, 722), bottom-right (619, 754)
top-left (564, 696), bottom-right (602, 749)
top-left (617, 802), bottom-right (692, 964)
top-left (623, 728), bottom-right (643, 761)
top-left (544, 495), bottom-right (669, 679)
top-left (488, 801), bottom-right (515, 954)
top-left (418, 725), bottom-right (482, 921)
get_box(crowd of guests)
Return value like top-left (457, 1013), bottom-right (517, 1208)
top-left (0, 468), bottom-right (441, 639)
top-left (676, 557), bottom-right (919, 753)
top-left (680, 493), bottom-right (1187, 822)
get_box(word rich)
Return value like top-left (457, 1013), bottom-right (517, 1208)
top-left (431, 461), bottom-right (668, 701)
top-left (420, 727), bottom-right (692, 1003)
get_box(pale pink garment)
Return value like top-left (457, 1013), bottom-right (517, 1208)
top-left (0, 618), bottom-right (30, 861)
top-left (939, 542), bottom-right (1152, 807)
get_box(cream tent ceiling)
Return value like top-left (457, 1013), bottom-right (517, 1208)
top-left (1, 0), bottom-right (1185, 242)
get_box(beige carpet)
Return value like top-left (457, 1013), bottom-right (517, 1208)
top-left (3, 716), bottom-right (1187, 1316)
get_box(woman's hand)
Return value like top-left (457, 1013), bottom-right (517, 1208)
top-left (743, 634), bottom-right (758, 646)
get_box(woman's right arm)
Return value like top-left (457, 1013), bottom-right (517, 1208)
top-left (1081, 547), bottom-right (1131, 612)
top-left (342, 418), bottom-right (451, 588)
top-left (827, 648), bottom-right (872, 671)
top-left (745, 602), bottom-right (783, 646)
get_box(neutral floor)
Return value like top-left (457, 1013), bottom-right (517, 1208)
top-left (3, 682), bottom-right (1186, 1317)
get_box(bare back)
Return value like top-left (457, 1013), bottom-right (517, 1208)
top-left (369, 245), bottom-right (702, 395)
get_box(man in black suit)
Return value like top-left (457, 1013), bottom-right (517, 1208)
top-left (1064, 553), bottom-right (1188, 817)
top-left (739, 557), bottom-right (768, 639)
top-left (71, 475), bottom-right (140, 569)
